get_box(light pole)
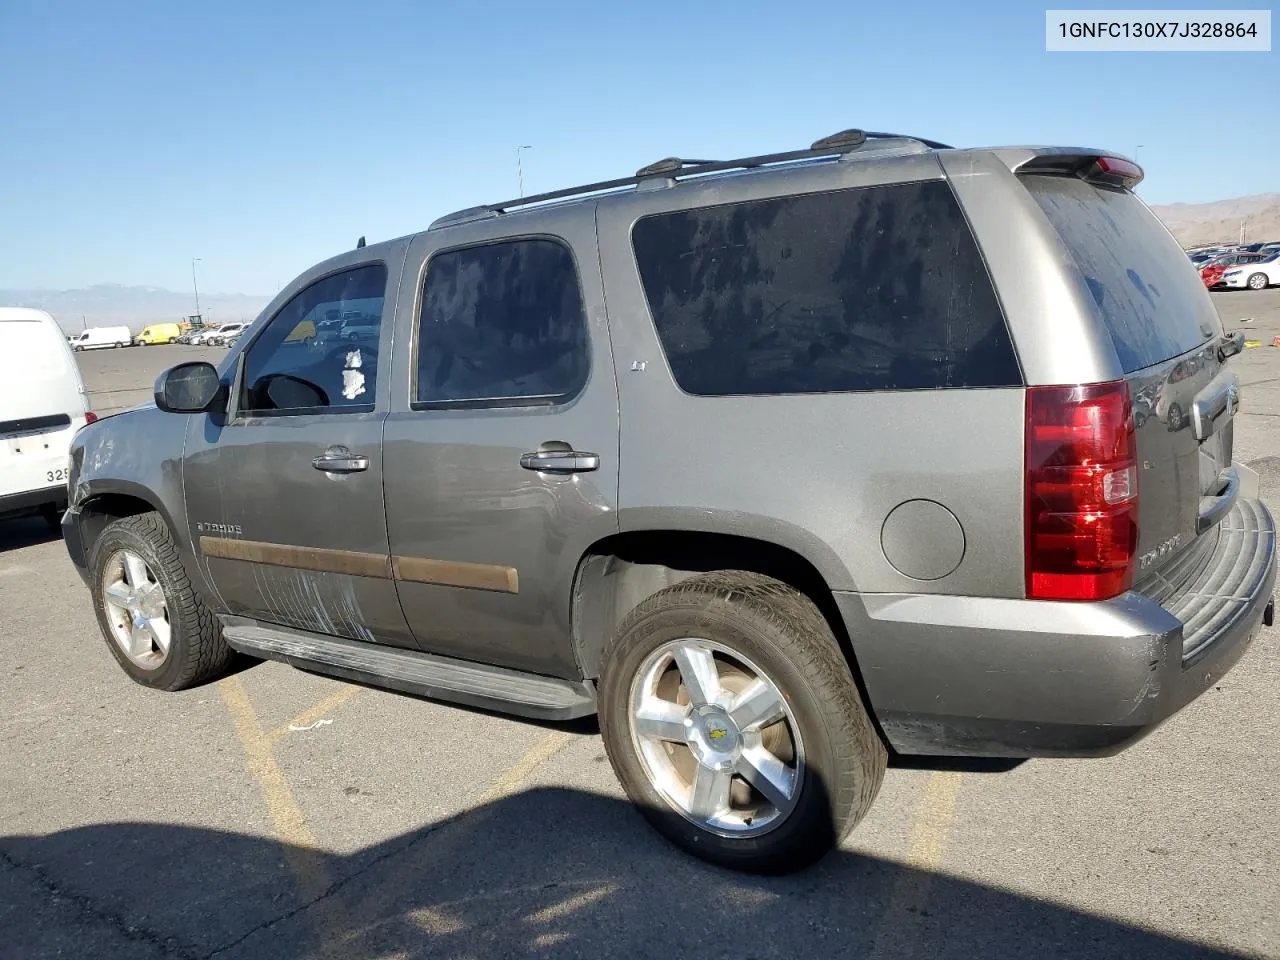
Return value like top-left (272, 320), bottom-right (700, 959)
top-left (1134, 144), bottom-right (1144, 163)
top-left (517, 145), bottom-right (533, 197)
top-left (191, 258), bottom-right (203, 322)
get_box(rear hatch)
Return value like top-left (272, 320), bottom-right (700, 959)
top-left (1021, 171), bottom-right (1237, 586)
top-left (0, 314), bottom-right (86, 496)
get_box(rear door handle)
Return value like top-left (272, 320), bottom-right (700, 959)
top-left (313, 445), bottom-right (369, 474)
top-left (519, 450), bottom-right (600, 473)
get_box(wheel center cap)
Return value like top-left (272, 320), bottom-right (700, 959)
top-left (135, 586), bottom-right (163, 620)
top-left (686, 705), bottom-right (741, 767)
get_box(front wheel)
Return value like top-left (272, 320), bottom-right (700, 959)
top-left (1247, 272), bottom-right (1269, 291)
top-left (598, 571), bottom-right (886, 874)
top-left (88, 512), bottom-right (232, 690)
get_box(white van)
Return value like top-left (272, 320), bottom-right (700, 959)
top-left (1, 308), bottom-right (95, 526)
top-left (68, 325), bottom-right (132, 351)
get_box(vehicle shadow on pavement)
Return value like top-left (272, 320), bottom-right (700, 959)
top-left (0, 786), bottom-right (1243, 960)
top-left (0, 516), bottom-right (61, 554)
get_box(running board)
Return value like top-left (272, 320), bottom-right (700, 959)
top-left (220, 618), bottom-right (597, 721)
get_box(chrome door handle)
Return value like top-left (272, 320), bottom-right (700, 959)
top-left (313, 445), bottom-right (369, 473)
top-left (519, 450), bottom-right (600, 473)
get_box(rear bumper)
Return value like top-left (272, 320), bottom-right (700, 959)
top-left (0, 485), bottom-right (66, 520)
top-left (838, 497), bottom-right (1276, 758)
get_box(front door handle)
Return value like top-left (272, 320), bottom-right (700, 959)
top-left (519, 449), bottom-right (600, 474)
top-left (313, 445), bottom-right (369, 474)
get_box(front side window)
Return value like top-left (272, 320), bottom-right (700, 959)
top-left (240, 263), bottom-right (387, 416)
top-left (415, 238), bottom-right (590, 407)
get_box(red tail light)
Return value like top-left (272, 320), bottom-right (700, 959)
top-left (1090, 156), bottom-right (1144, 188)
top-left (84, 411), bottom-right (98, 424)
top-left (1025, 381), bottom-right (1139, 601)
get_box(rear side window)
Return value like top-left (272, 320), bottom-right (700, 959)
top-left (631, 180), bottom-right (1020, 396)
top-left (1024, 177), bottom-right (1218, 373)
top-left (415, 238), bottom-right (590, 407)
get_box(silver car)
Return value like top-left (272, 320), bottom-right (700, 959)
top-left (62, 130), bottom-right (1276, 873)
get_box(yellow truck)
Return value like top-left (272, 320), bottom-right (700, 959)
top-left (134, 323), bottom-right (182, 345)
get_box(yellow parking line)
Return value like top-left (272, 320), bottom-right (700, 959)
top-left (478, 731), bottom-right (575, 804)
top-left (867, 770), bottom-right (965, 960)
top-left (268, 684), bottom-right (363, 743)
top-left (319, 728), bottom-right (578, 957)
top-left (219, 676), bottom-right (330, 902)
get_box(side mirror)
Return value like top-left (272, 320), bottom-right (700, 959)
top-left (1218, 331), bottom-right (1245, 362)
top-left (154, 362), bottom-right (226, 414)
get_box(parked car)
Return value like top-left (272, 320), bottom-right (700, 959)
top-left (135, 323), bottom-right (182, 345)
top-left (61, 132), bottom-right (1276, 874)
top-left (1220, 252), bottom-right (1280, 290)
top-left (67, 325), bottom-right (132, 351)
top-left (1201, 252), bottom-right (1269, 288)
top-left (337, 313), bottom-right (379, 342)
top-left (1, 308), bottom-right (96, 527)
top-left (207, 322), bottom-right (248, 346)
top-left (184, 325), bottom-right (225, 345)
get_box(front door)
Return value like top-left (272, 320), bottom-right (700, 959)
top-left (382, 210), bottom-right (620, 677)
top-left (183, 253), bottom-right (416, 649)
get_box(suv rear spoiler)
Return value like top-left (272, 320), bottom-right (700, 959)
top-left (1005, 149), bottom-right (1145, 189)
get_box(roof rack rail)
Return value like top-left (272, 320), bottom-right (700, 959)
top-left (428, 129), bottom-right (954, 230)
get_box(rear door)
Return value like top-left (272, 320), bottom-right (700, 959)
top-left (1022, 175), bottom-right (1235, 579)
top-left (382, 211), bottom-right (620, 678)
top-left (0, 311), bottom-right (87, 500)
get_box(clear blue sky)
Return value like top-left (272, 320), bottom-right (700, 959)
top-left (1, 0), bottom-right (1275, 295)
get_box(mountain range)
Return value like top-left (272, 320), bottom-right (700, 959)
top-left (0, 284), bottom-right (271, 334)
top-left (1149, 192), bottom-right (1280, 247)
top-left (5, 192), bottom-right (1278, 333)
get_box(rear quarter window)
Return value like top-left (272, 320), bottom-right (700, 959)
top-left (630, 180), bottom-right (1021, 396)
top-left (1023, 176), bottom-right (1219, 373)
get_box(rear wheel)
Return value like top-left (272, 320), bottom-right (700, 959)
top-left (598, 571), bottom-right (886, 874)
top-left (1247, 272), bottom-right (1269, 290)
top-left (88, 512), bottom-right (232, 690)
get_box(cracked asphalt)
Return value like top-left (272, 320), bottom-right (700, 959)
top-left (2, 291), bottom-right (1280, 959)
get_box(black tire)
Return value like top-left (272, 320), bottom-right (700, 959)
top-left (598, 570), bottom-right (886, 874)
top-left (88, 512), bottom-right (231, 690)
top-left (41, 505), bottom-right (64, 533)
top-left (1246, 272), bottom-right (1269, 291)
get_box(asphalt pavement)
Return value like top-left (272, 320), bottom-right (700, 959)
top-left (2, 295), bottom-right (1280, 959)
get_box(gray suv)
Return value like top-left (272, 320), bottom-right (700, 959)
top-left (63, 130), bottom-right (1277, 873)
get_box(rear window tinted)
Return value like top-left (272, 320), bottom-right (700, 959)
top-left (1024, 177), bottom-right (1218, 373)
top-left (631, 180), bottom-right (1020, 396)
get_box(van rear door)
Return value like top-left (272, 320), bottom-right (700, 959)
top-left (1021, 172), bottom-right (1234, 583)
top-left (0, 309), bottom-right (88, 500)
